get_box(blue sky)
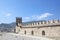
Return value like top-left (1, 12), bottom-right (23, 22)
top-left (0, 0), bottom-right (60, 23)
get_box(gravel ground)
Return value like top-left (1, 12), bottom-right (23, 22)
top-left (0, 33), bottom-right (55, 40)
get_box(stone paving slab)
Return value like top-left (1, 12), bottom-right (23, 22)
top-left (0, 33), bottom-right (55, 40)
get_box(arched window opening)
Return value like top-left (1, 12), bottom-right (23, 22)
top-left (31, 30), bottom-right (34, 35)
top-left (42, 30), bottom-right (45, 36)
top-left (24, 30), bottom-right (26, 34)
top-left (20, 26), bottom-right (22, 28)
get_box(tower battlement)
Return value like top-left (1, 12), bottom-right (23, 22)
top-left (16, 17), bottom-right (60, 27)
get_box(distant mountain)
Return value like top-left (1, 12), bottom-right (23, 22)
top-left (0, 22), bottom-right (16, 33)
top-left (0, 20), bottom-right (45, 33)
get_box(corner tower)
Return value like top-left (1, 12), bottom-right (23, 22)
top-left (16, 17), bottom-right (22, 26)
top-left (15, 17), bottom-right (22, 33)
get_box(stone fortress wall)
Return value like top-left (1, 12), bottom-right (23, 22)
top-left (15, 17), bottom-right (60, 38)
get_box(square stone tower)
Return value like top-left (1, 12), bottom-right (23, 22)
top-left (15, 17), bottom-right (22, 33)
top-left (16, 17), bottom-right (22, 26)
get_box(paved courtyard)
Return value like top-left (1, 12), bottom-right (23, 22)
top-left (0, 33), bottom-right (54, 40)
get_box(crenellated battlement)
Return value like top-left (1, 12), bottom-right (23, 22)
top-left (16, 17), bottom-right (60, 27)
top-left (22, 19), bottom-right (60, 27)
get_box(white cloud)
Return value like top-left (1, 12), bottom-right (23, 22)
top-left (23, 13), bottom-right (53, 22)
top-left (5, 13), bottom-right (12, 17)
top-left (31, 13), bottom-right (53, 20)
top-left (24, 17), bottom-right (30, 19)
top-left (37, 13), bottom-right (53, 20)
top-left (23, 17), bottom-right (31, 22)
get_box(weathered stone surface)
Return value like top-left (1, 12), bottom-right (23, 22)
top-left (0, 33), bottom-right (54, 40)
